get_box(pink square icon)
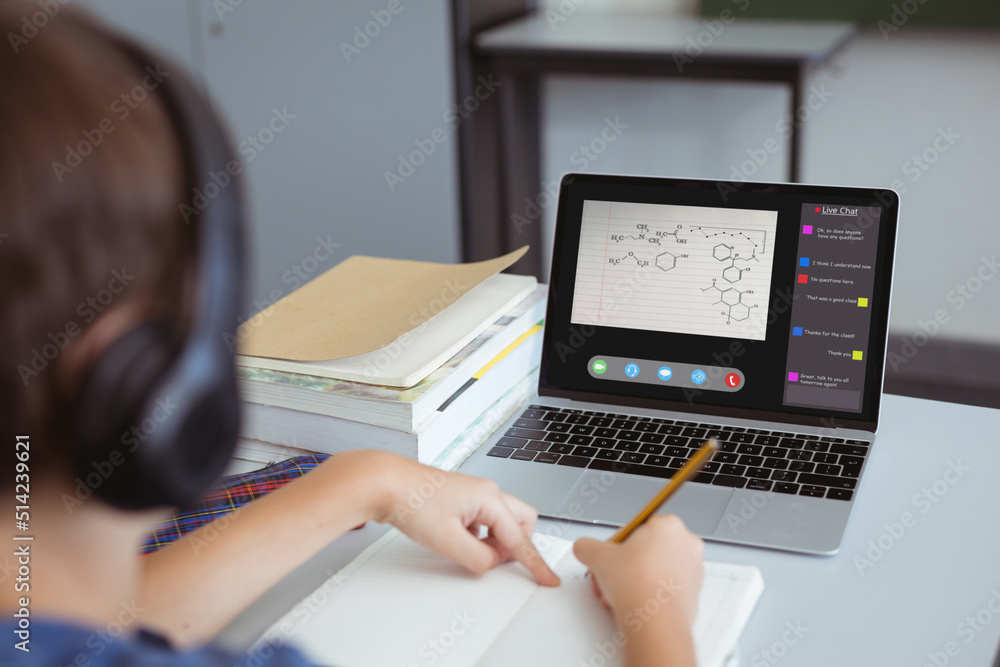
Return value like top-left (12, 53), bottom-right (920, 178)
top-left (788, 372), bottom-right (799, 382)
top-left (802, 225), bottom-right (813, 235)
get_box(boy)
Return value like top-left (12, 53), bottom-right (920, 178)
top-left (0, 4), bottom-right (703, 666)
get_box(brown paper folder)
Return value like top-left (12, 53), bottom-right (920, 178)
top-left (239, 247), bottom-right (528, 362)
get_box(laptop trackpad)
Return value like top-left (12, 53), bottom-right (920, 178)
top-left (555, 471), bottom-right (733, 535)
top-left (658, 484), bottom-right (735, 535)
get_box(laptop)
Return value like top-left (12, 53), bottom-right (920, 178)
top-left (458, 173), bottom-right (899, 555)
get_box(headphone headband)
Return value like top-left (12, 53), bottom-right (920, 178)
top-left (74, 34), bottom-right (246, 509)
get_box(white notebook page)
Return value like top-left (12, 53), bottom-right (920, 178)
top-left (480, 553), bottom-right (763, 667)
top-left (260, 530), bottom-right (762, 667)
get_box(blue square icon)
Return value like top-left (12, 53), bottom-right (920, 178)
top-left (799, 257), bottom-right (810, 267)
top-left (793, 326), bottom-right (803, 336)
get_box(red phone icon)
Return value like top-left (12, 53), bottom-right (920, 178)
top-left (725, 373), bottom-right (741, 388)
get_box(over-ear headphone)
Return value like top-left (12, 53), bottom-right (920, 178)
top-left (73, 32), bottom-right (246, 509)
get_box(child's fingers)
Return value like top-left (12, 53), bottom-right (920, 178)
top-left (499, 492), bottom-right (540, 538)
top-left (477, 499), bottom-right (560, 586)
top-left (575, 538), bottom-right (615, 609)
top-left (438, 519), bottom-right (502, 575)
top-left (590, 572), bottom-right (610, 610)
top-left (573, 536), bottom-right (609, 568)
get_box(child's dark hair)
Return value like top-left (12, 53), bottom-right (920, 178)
top-left (0, 2), bottom-right (195, 484)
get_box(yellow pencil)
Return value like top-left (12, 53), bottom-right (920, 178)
top-left (610, 438), bottom-right (721, 543)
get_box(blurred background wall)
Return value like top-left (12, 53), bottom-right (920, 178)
top-left (78, 0), bottom-right (461, 311)
top-left (76, 0), bottom-right (1000, 406)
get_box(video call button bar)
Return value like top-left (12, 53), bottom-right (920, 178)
top-left (588, 356), bottom-right (745, 393)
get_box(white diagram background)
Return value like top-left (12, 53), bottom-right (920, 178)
top-left (570, 200), bottom-right (779, 341)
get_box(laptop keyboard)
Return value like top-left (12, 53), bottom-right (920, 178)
top-left (486, 405), bottom-right (870, 502)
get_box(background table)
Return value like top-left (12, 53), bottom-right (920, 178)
top-left (471, 13), bottom-right (857, 278)
top-left (219, 394), bottom-right (1000, 665)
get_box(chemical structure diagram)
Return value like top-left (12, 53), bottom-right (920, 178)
top-left (605, 223), bottom-right (767, 325)
top-left (606, 251), bottom-right (650, 267)
top-left (607, 223), bottom-right (691, 270)
top-left (700, 234), bottom-right (762, 323)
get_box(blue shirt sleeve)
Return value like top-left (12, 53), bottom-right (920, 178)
top-left (0, 619), bottom-right (316, 667)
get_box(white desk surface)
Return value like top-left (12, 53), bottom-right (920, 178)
top-left (219, 394), bottom-right (1000, 666)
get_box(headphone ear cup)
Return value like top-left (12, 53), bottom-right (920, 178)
top-left (75, 322), bottom-right (178, 508)
top-left (133, 341), bottom-right (241, 508)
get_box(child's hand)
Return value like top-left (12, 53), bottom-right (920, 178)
top-left (574, 515), bottom-right (704, 626)
top-left (370, 453), bottom-right (560, 586)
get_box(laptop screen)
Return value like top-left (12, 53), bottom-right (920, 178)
top-left (539, 174), bottom-right (899, 431)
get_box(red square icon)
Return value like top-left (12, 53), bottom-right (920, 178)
top-left (797, 274), bottom-right (808, 284)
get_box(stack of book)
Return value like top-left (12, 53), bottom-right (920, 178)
top-left (234, 270), bottom-right (546, 468)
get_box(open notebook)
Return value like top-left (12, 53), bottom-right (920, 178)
top-left (237, 272), bottom-right (537, 388)
top-left (257, 530), bottom-right (763, 667)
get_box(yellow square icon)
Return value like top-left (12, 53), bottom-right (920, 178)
top-left (858, 298), bottom-right (869, 308)
top-left (852, 350), bottom-right (863, 361)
